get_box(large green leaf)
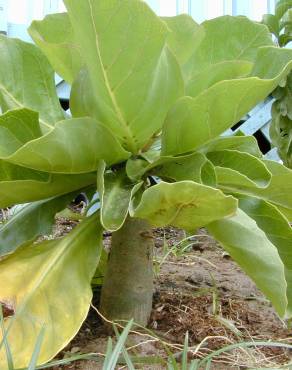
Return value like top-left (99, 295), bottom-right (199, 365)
top-left (0, 35), bottom-right (64, 132)
top-left (0, 214), bottom-right (103, 369)
top-left (1, 115), bottom-right (129, 173)
top-left (133, 181), bottom-right (237, 231)
top-left (29, 12), bottom-right (83, 84)
top-left (97, 162), bottom-right (141, 231)
top-left (207, 150), bottom-right (271, 188)
top-left (237, 195), bottom-right (292, 317)
top-left (0, 191), bottom-right (78, 258)
top-left (186, 61), bottom-right (252, 98)
top-left (162, 47), bottom-right (292, 156)
top-left (162, 14), bottom-right (204, 67)
top-left (207, 209), bottom-right (287, 317)
top-left (0, 162), bottom-right (96, 208)
top-left (66, 0), bottom-right (183, 153)
top-left (183, 15), bottom-right (273, 83)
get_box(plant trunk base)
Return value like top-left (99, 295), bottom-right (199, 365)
top-left (100, 217), bottom-right (154, 326)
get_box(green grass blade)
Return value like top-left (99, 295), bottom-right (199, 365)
top-left (104, 320), bottom-right (133, 370)
top-left (113, 325), bottom-right (135, 370)
top-left (102, 337), bottom-right (113, 370)
top-left (27, 326), bottom-right (45, 370)
top-left (189, 359), bottom-right (200, 370)
top-left (0, 305), bottom-right (14, 370)
top-left (181, 331), bottom-right (189, 370)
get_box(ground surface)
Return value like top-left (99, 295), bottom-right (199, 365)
top-left (46, 219), bottom-right (292, 370)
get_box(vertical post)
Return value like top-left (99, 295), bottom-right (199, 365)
top-left (223, 0), bottom-right (233, 15)
top-left (0, 0), bottom-right (7, 34)
top-left (176, 0), bottom-right (189, 14)
top-left (43, 0), bottom-right (59, 15)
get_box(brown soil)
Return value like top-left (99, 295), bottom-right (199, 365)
top-left (46, 222), bottom-right (292, 369)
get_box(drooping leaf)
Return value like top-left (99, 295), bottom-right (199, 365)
top-left (29, 12), bottom-right (83, 84)
top-left (237, 195), bottom-right (292, 317)
top-left (0, 191), bottom-right (79, 258)
top-left (0, 35), bottom-right (64, 132)
top-left (206, 150), bottom-right (271, 188)
top-left (133, 181), bottom-right (237, 232)
top-left (207, 209), bottom-right (287, 317)
top-left (97, 163), bottom-right (142, 231)
top-left (150, 152), bottom-right (216, 186)
top-left (65, 0), bottom-right (183, 153)
top-left (218, 160), bottom-right (292, 217)
top-left (3, 117), bottom-right (129, 173)
top-left (199, 136), bottom-right (262, 158)
top-left (0, 214), bottom-right (103, 369)
top-left (0, 161), bottom-right (96, 208)
top-left (162, 14), bottom-right (204, 66)
top-left (162, 47), bottom-right (292, 156)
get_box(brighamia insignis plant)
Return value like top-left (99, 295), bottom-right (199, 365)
top-left (1, 0), bottom-right (292, 368)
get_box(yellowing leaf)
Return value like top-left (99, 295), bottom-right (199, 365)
top-left (0, 214), bottom-right (103, 369)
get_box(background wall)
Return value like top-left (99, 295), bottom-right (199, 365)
top-left (0, 0), bottom-right (278, 41)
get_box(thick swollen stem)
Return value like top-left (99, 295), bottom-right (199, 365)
top-left (100, 217), bottom-right (154, 326)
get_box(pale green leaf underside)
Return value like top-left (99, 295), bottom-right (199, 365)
top-left (65, 0), bottom-right (183, 153)
top-left (149, 152), bottom-right (216, 186)
top-left (0, 109), bottom-right (129, 173)
top-left (0, 35), bottom-right (64, 132)
top-left (0, 215), bottom-right (103, 369)
top-left (29, 12), bottom-right (83, 84)
top-left (207, 150), bottom-right (271, 187)
top-left (126, 151), bottom-right (216, 186)
top-left (133, 181), bottom-right (237, 231)
top-left (207, 209), bottom-right (287, 317)
top-left (237, 195), bottom-right (292, 317)
top-left (0, 191), bottom-right (77, 257)
top-left (199, 135), bottom-right (262, 158)
top-left (218, 160), bottom-right (292, 215)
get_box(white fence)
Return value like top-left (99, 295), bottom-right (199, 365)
top-left (0, 0), bottom-right (278, 40)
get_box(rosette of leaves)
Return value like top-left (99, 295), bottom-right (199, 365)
top-left (0, 1), bottom-right (292, 368)
top-left (262, 0), bottom-right (292, 167)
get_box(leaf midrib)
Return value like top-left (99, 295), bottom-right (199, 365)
top-left (87, 0), bottom-right (137, 153)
